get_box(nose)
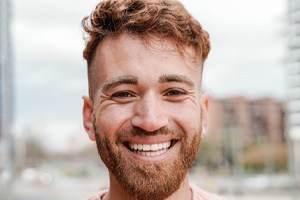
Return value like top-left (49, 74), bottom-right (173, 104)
top-left (131, 92), bottom-right (168, 132)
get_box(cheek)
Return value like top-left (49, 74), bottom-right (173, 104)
top-left (168, 102), bottom-right (201, 134)
top-left (96, 104), bottom-right (134, 138)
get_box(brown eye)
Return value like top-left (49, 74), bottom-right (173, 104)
top-left (112, 91), bottom-right (134, 99)
top-left (165, 89), bottom-right (186, 96)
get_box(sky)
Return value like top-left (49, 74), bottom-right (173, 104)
top-left (12, 0), bottom-right (287, 151)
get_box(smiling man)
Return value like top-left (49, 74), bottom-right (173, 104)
top-left (82, 0), bottom-right (221, 200)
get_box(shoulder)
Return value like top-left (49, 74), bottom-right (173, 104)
top-left (190, 184), bottom-right (225, 200)
top-left (85, 186), bottom-right (224, 200)
top-left (84, 190), bottom-right (108, 200)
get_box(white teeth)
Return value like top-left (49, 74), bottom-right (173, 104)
top-left (136, 149), bottom-right (168, 157)
top-left (150, 144), bottom-right (158, 151)
top-left (162, 143), bottom-right (167, 148)
top-left (128, 141), bottom-right (172, 152)
top-left (138, 144), bottom-right (143, 150)
top-left (158, 143), bottom-right (163, 149)
top-left (143, 144), bottom-right (151, 151)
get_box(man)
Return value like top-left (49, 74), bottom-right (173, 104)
top-left (82, 0), bottom-right (222, 199)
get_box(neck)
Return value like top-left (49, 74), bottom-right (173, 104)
top-left (103, 173), bottom-right (192, 200)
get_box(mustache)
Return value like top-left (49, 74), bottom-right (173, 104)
top-left (116, 126), bottom-right (184, 142)
top-left (123, 127), bottom-right (169, 136)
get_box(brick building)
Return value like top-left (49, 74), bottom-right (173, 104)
top-left (202, 96), bottom-right (285, 171)
top-left (207, 96), bottom-right (285, 144)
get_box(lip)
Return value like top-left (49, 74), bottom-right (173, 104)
top-left (121, 138), bottom-right (180, 162)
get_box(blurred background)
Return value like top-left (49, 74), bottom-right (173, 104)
top-left (0, 0), bottom-right (300, 199)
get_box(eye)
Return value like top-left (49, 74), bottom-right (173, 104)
top-left (164, 89), bottom-right (187, 97)
top-left (111, 91), bottom-right (135, 99)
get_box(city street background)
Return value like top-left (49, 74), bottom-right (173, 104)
top-left (1, 0), bottom-right (300, 199)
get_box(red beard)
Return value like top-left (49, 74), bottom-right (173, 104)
top-left (94, 125), bottom-right (201, 200)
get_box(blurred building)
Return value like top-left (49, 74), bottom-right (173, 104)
top-left (206, 97), bottom-right (285, 170)
top-left (287, 0), bottom-right (300, 186)
top-left (0, 0), bottom-right (14, 177)
top-left (208, 97), bottom-right (285, 143)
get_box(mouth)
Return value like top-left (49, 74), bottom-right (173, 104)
top-left (124, 140), bottom-right (177, 157)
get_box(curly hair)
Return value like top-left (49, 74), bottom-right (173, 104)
top-left (82, 0), bottom-right (211, 67)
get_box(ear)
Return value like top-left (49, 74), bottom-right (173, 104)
top-left (82, 96), bottom-right (96, 141)
top-left (200, 92), bottom-right (210, 135)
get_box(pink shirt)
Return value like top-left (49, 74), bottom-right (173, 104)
top-left (85, 184), bottom-right (224, 200)
top-left (190, 184), bottom-right (224, 200)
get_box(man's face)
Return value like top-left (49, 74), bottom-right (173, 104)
top-left (83, 35), bottom-right (208, 200)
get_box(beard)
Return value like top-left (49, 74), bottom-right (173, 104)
top-left (94, 122), bottom-right (201, 200)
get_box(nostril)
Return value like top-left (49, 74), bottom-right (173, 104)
top-left (131, 99), bottom-right (168, 132)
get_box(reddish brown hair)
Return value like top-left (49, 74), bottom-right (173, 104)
top-left (82, 0), bottom-right (211, 67)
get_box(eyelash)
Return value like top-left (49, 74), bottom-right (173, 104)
top-left (111, 91), bottom-right (135, 99)
top-left (110, 88), bottom-right (187, 102)
top-left (164, 89), bottom-right (187, 96)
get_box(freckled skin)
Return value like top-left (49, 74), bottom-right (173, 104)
top-left (82, 34), bottom-right (209, 200)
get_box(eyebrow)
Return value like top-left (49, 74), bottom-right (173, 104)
top-left (101, 75), bottom-right (138, 93)
top-left (159, 74), bottom-right (195, 88)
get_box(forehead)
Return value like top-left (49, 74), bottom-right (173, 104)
top-left (89, 34), bottom-right (202, 96)
top-left (92, 34), bottom-right (200, 68)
